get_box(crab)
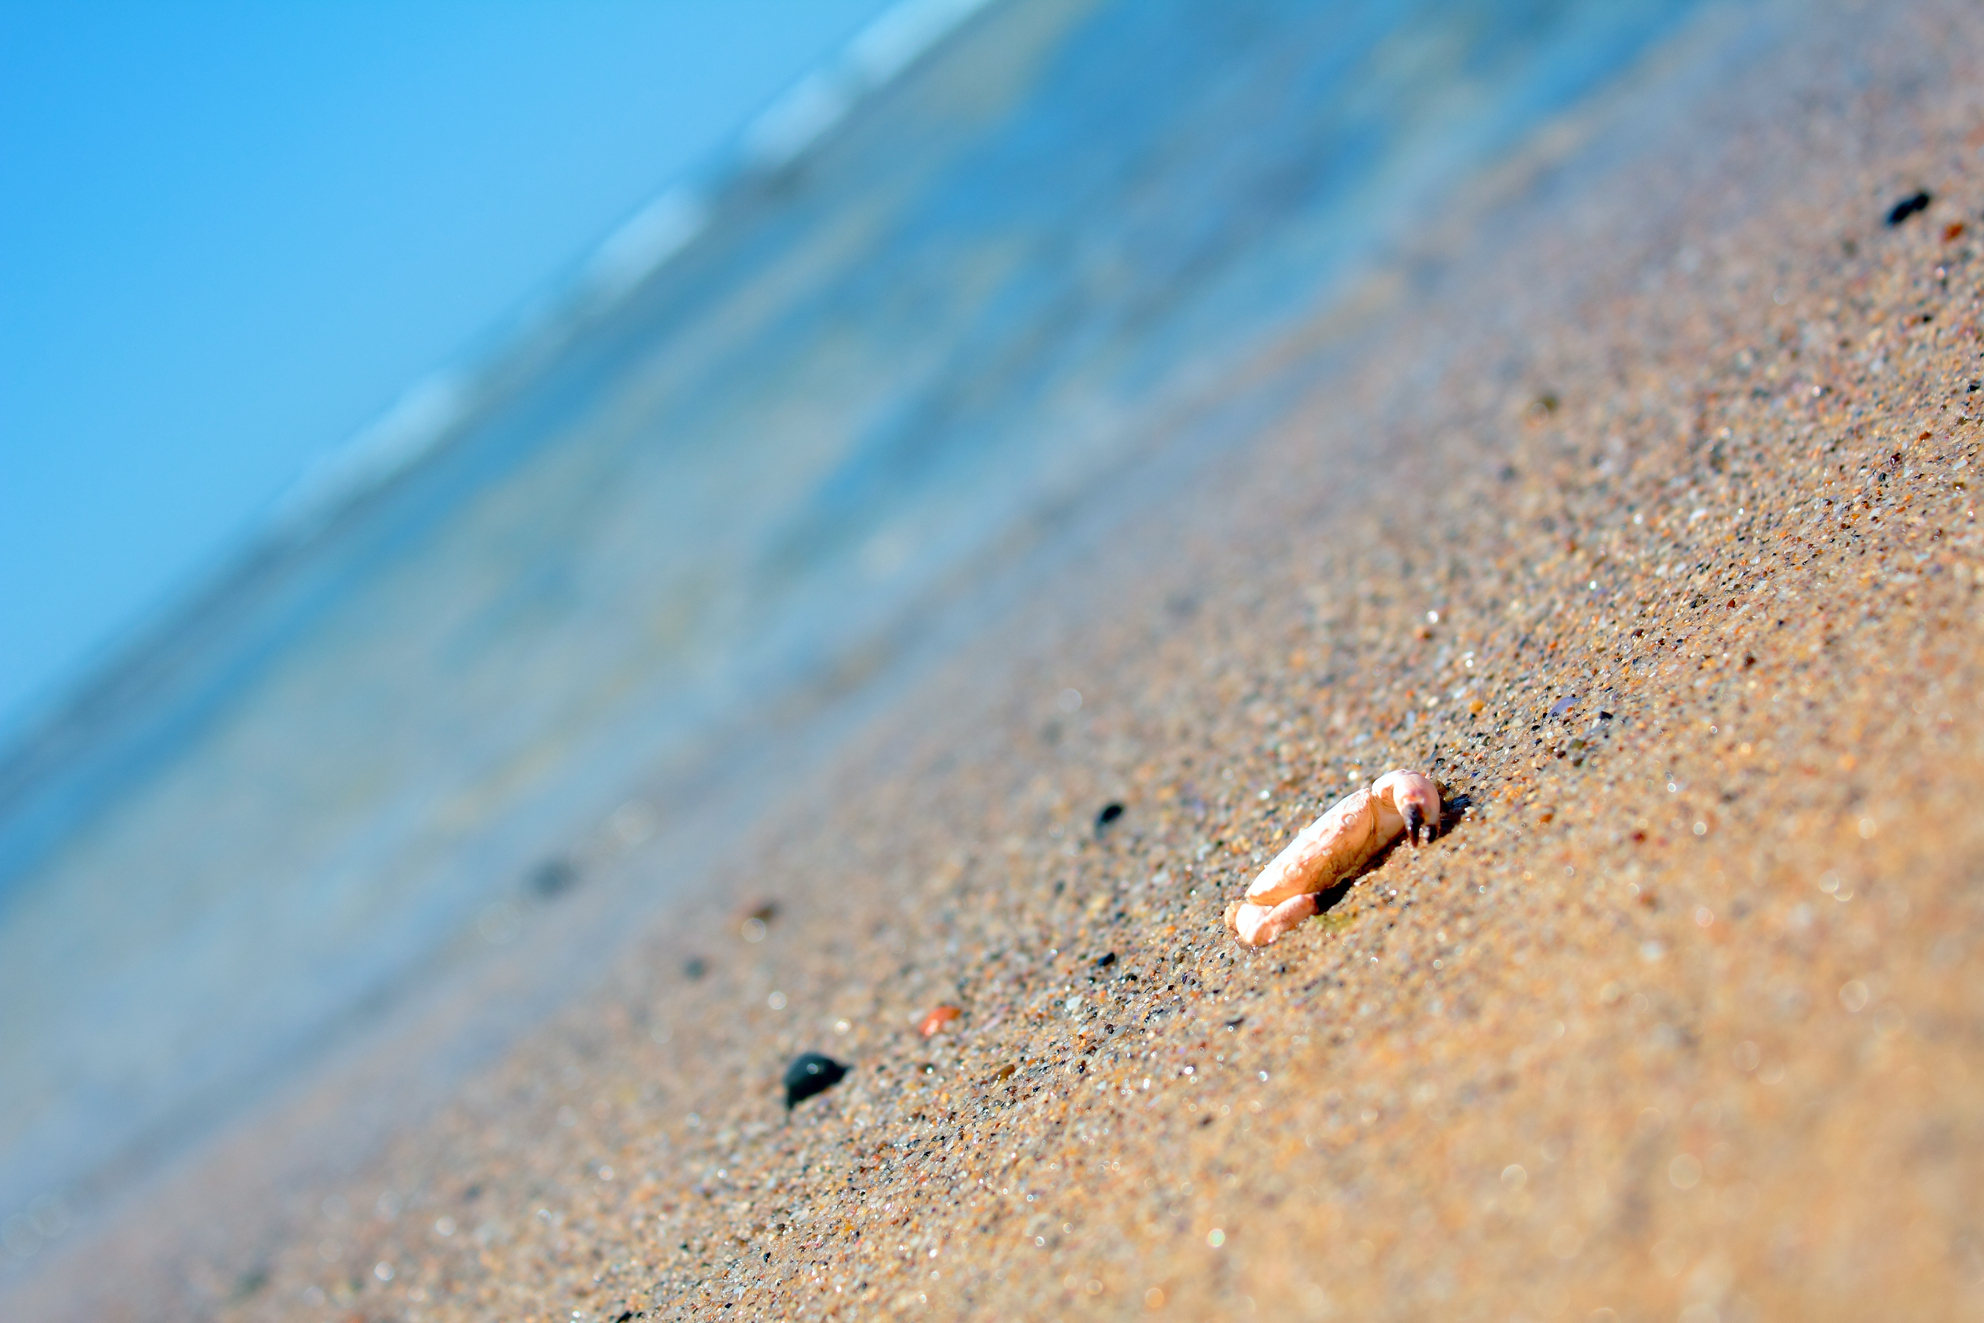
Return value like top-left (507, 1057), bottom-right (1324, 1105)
top-left (1224, 770), bottom-right (1442, 947)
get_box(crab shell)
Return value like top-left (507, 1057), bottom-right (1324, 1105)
top-left (1226, 769), bottom-right (1441, 947)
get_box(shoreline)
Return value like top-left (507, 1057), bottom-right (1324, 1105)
top-left (13, 1), bottom-right (1984, 1318)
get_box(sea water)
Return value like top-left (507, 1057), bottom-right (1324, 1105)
top-left (0, 0), bottom-right (1714, 1260)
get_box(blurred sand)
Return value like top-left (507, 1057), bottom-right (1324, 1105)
top-left (19, 1), bottom-right (1984, 1319)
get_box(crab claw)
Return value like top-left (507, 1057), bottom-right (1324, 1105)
top-left (1373, 769), bottom-right (1442, 847)
top-left (1403, 802), bottom-right (1428, 846)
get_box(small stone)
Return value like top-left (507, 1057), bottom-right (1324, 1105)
top-left (919, 1005), bottom-right (963, 1037)
top-left (1885, 190), bottom-right (1931, 226)
top-left (783, 1053), bottom-right (849, 1109)
top-left (1094, 803), bottom-right (1125, 837)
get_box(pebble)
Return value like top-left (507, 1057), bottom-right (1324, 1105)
top-left (917, 1005), bottom-right (962, 1037)
top-left (1885, 188), bottom-right (1933, 225)
top-left (781, 1053), bottom-right (849, 1109)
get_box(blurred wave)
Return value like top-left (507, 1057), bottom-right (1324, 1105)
top-left (0, 0), bottom-right (1708, 1255)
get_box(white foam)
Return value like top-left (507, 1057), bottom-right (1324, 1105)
top-left (847, 0), bottom-right (997, 85)
top-left (741, 69), bottom-right (858, 171)
top-left (272, 373), bottom-right (466, 534)
top-left (266, 0), bottom-right (991, 544)
top-left (741, 0), bottom-right (996, 168)
top-left (585, 187), bottom-right (711, 300)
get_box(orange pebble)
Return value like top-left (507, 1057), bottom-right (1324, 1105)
top-left (919, 1005), bottom-right (962, 1037)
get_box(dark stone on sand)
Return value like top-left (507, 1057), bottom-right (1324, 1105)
top-left (1885, 190), bottom-right (1932, 225)
top-left (1094, 951), bottom-right (1117, 968)
top-left (683, 956), bottom-right (709, 980)
top-left (784, 1052), bottom-right (850, 1109)
top-left (1094, 802), bottom-right (1125, 836)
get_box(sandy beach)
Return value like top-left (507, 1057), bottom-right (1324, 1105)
top-left (14, 1), bottom-right (1984, 1319)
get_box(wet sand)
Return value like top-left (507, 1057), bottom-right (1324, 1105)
top-left (18, 1), bottom-right (1984, 1319)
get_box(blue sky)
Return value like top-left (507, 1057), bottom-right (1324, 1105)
top-left (0, 0), bottom-right (896, 734)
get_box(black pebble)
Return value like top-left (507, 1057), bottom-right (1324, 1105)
top-left (783, 1052), bottom-right (849, 1109)
top-left (1094, 802), bottom-right (1125, 836)
top-left (1094, 951), bottom-right (1117, 968)
top-left (683, 956), bottom-right (708, 980)
top-left (1885, 190), bottom-right (1932, 226)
